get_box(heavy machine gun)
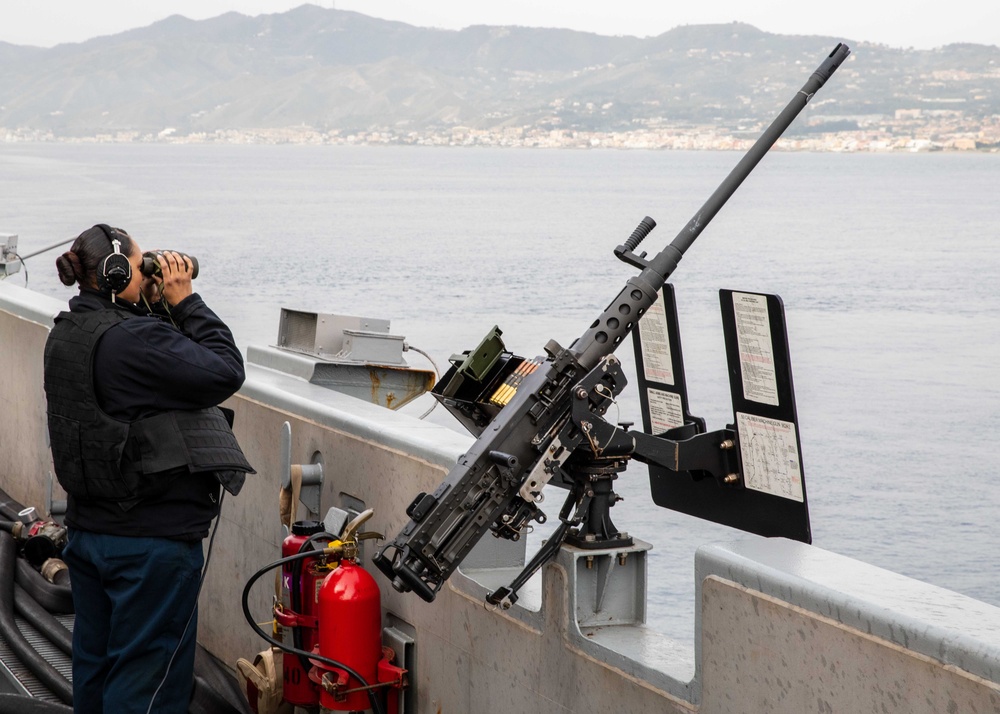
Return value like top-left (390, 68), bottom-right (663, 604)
top-left (373, 43), bottom-right (852, 606)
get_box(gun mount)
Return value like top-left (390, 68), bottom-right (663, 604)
top-left (373, 43), bottom-right (852, 606)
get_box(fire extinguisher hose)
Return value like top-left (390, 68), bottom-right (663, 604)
top-left (241, 549), bottom-right (385, 714)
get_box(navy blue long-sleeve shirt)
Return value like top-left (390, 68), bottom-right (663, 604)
top-left (65, 289), bottom-right (246, 540)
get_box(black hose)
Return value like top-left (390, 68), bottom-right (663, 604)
top-left (0, 533), bottom-right (73, 704)
top-left (242, 549), bottom-right (385, 714)
top-left (13, 582), bottom-right (72, 656)
top-left (191, 646), bottom-right (252, 714)
top-left (0, 693), bottom-right (72, 713)
top-left (188, 675), bottom-right (232, 714)
top-left (14, 560), bottom-right (73, 615)
top-left (0, 522), bottom-right (18, 534)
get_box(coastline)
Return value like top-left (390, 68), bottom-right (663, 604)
top-left (4, 118), bottom-right (1000, 153)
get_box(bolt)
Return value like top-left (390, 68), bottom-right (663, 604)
top-left (724, 473), bottom-right (740, 484)
top-left (576, 387), bottom-right (588, 399)
top-left (618, 553), bottom-right (628, 566)
top-left (720, 439), bottom-right (735, 450)
top-left (586, 556), bottom-right (594, 569)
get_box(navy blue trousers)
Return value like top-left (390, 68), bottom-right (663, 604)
top-left (62, 529), bottom-right (204, 714)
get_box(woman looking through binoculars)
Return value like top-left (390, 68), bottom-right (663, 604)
top-left (42, 223), bottom-right (254, 714)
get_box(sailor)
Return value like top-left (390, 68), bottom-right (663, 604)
top-left (42, 224), bottom-right (254, 714)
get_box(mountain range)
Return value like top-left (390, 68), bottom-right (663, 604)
top-left (1, 4), bottom-right (998, 137)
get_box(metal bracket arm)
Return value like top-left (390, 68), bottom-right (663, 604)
top-left (629, 429), bottom-right (739, 481)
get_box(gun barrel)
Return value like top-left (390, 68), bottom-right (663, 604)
top-left (662, 42), bottom-right (851, 263)
top-left (570, 43), bottom-right (850, 369)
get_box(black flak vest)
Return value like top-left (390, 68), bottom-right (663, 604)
top-left (43, 308), bottom-right (254, 505)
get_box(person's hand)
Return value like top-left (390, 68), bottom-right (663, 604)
top-left (139, 273), bottom-right (160, 305)
top-left (155, 251), bottom-right (194, 306)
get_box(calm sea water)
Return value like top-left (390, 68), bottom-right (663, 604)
top-left (1, 143), bottom-right (998, 643)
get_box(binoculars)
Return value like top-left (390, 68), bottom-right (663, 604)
top-left (140, 251), bottom-right (199, 280)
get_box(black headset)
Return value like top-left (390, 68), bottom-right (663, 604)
top-left (95, 224), bottom-right (132, 294)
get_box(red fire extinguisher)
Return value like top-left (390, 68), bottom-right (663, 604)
top-left (274, 520), bottom-right (329, 706)
top-left (313, 560), bottom-right (383, 712)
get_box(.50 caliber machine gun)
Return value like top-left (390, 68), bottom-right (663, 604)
top-left (373, 43), bottom-right (852, 607)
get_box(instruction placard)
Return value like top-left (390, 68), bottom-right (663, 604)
top-left (638, 291), bottom-right (675, 385)
top-left (736, 412), bottom-right (803, 502)
top-left (646, 388), bottom-right (684, 433)
top-left (732, 292), bottom-right (779, 406)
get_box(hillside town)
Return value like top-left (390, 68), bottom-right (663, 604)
top-left (4, 109), bottom-right (999, 151)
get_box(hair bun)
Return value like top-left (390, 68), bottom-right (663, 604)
top-left (55, 250), bottom-right (82, 286)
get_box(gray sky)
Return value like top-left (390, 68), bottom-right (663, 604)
top-left (1, 1), bottom-right (998, 50)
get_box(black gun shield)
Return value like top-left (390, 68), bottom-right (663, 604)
top-left (633, 287), bottom-right (810, 544)
top-left (718, 289), bottom-right (810, 542)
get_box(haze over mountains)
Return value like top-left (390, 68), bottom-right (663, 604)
top-left (0, 4), bottom-right (997, 137)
